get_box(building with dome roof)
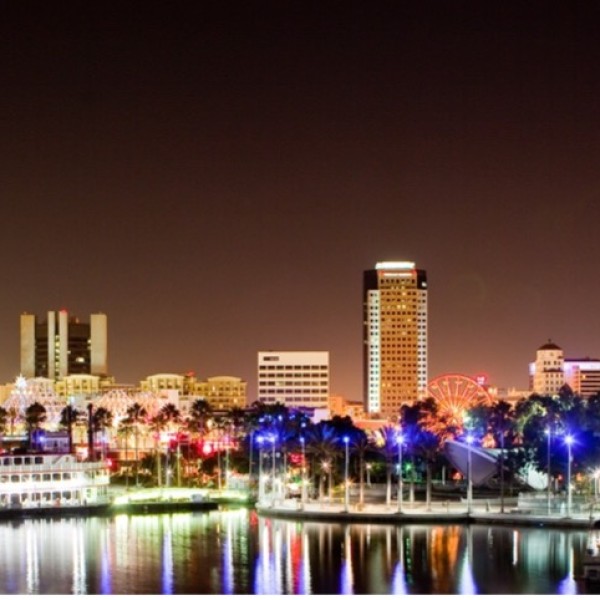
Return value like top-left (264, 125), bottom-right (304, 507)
top-left (529, 341), bottom-right (600, 398)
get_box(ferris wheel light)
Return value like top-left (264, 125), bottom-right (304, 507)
top-left (426, 374), bottom-right (492, 438)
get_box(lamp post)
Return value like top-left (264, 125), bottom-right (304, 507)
top-left (565, 434), bottom-right (573, 517)
top-left (499, 429), bottom-right (505, 514)
top-left (397, 434), bottom-right (404, 513)
top-left (343, 436), bottom-right (350, 512)
top-left (594, 469), bottom-right (600, 501)
top-left (466, 434), bottom-right (474, 514)
top-left (249, 430), bottom-right (254, 485)
top-left (224, 432), bottom-right (230, 490)
top-left (545, 427), bottom-right (552, 514)
top-left (257, 435), bottom-right (264, 504)
top-left (300, 436), bottom-right (307, 508)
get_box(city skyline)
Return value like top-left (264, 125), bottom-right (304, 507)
top-left (2, 3), bottom-right (600, 401)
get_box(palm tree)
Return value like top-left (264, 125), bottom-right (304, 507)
top-left (374, 425), bottom-right (399, 506)
top-left (305, 423), bottom-right (340, 501)
top-left (158, 403), bottom-right (181, 485)
top-left (7, 406), bottom-right (19, 436)
top-left (401, 398), bottom-right (443, 510)
top-left (352, 432), bottom-right (371, 506)
top-left (187, 399), bottom-right (212, 443)
top-left (59, 405), bottom-right (80, 454)
top-left (0, 407), bottom-right (8, 436)
top-left (92, 407), bottom-right (113, 460)
top-left (148, 411), bottom-right (168, 487)
top-left (117, 417), bottom-right (136, 488)
top-left (25, 402), bottom-right (47, 451)
top-left (126, 403), bottom-right (148, 487)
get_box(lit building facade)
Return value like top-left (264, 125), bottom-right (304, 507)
top-left (529, 340), bottom-right (600, 398)
top-left (363, 261), bottom-right (427, 419)
top-left (257, 351), bottom-right (329, 410)
top-left (193, 376), bottom-right (247, 411)
top-left (529, 341), bottom-right (564, 396)
top-left (20, 311), bottom-right (108, 380)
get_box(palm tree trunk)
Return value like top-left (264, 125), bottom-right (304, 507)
top-left (156, 438), bottom-right (162, 488)
top-left (124, 433), bottom-right (129, 489)
top-left (426, 462), bottom-right (432, 510)
top-left (135, 427), bottom-right (139, 487)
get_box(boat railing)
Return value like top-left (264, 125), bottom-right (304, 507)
top-left (0, 457), bottom-right (108, 474)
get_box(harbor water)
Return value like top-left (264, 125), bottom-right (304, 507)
top-left (0, 508), bottom-right (590, 594)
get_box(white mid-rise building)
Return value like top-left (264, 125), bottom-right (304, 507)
top-left (529, 340), bottom-right (600, 398)
top-left (257, 351), bottom-right (329, 411)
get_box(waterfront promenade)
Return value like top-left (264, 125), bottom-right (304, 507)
top-left (256, 497), bottom-right (600, 530)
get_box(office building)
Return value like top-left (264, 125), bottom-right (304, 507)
top-left (363, 261), bottom-right (427, 419)
top-left (257, 351), bottom-right (329, 410)
top-left (20, 310), bottom-right (108, 380)
top-left (529, 340), bottom-right (600, 398)
top-left (194, 376), bottom-right (247, 411)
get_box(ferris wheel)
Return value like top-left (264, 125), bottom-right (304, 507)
top-left (426, 373), bottom-right (492, 425)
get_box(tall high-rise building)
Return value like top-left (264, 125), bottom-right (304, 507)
top-left (20, 310), bottom-right (108, 380)
top-left (363, 261), bottom-right (427, 419)
top-left (257, 351), bottom-right (329, 411)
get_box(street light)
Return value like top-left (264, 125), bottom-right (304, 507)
top-left (565, 434), bottom-right (573, 517)
top-left (256, 435), bottom-right (264, 504)
top-left (300, 436), bottom-right (307, 508)
top-left (545, 427), bottom-right (552, 514)
top-left (343, 436), bottom-right (350, 512)
top-left (466, 434), bottom-right (474, 514)
top-left (396, 434), bottom-right (404, 513)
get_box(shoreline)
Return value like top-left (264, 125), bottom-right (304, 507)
top-left (0, 499), bottom-right (220, 520)
top-left (256, 500), bottom-right (600, 530)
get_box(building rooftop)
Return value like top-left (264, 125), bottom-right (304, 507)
top-left (538, 339), bottom-right (562, 351)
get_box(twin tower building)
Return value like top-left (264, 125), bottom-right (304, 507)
top-left (20, 310), bottom-right (108, 380)
top-left (18, 261), bottom-right (428, 420)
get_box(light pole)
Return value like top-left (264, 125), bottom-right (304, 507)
top-left (594, 469), bottom-right (600, 501)
top-left (257, 435), bottom-right (264, 504)
top-left (249, 430), bottom-right (254, 485)
top-left (343, 436), bottom-right (350, 512)
top-left (546, 427), bottom-right (552, 514)
top-left (270, 434), bottom-right (276, 506)
top-left (499, 429), bottom-right (505, 514)
top-left (565, 434), bottom-right (573, 517)
top-left (397, 434), bottom-right (404, 513)
top-left (466, 434), bottom-right (474, 514)
top-left (300, 436), bottom-right (307, 508)
top-left (224, 432), bottom-right (230, 490)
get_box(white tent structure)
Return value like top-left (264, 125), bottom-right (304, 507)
top-left (444, 440), bottom-right (498, 486)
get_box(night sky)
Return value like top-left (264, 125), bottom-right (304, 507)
top-left (2, 2), bottom-right (600, 401)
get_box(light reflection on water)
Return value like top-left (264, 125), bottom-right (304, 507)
top-left (0, 509), bottom-right (590, 594)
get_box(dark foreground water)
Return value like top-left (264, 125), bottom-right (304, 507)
top-left (0, 508), bottom-right (591, 594)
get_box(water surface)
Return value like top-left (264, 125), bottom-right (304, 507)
top-left (0, 509), bottom-right (590, 594)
